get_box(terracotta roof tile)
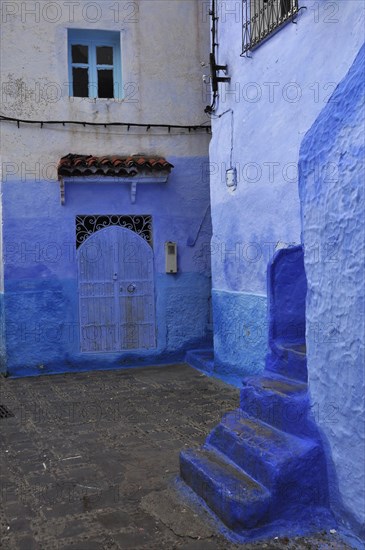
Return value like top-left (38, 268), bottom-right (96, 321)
top-left (58, 154), bottom-right (174, 177)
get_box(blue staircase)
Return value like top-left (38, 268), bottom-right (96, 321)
top-left (180, 247), bottom-right (333, 540)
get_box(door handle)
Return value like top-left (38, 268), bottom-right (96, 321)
top-left (127, 283), bottom-right (136, 293)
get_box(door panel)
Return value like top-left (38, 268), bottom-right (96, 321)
top-left (77, 226), bottom-right (156, 352)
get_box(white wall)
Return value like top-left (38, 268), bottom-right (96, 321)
top-left (208, 0), bottom-right (364, 376)
top-left (0, 182), bottom-right (3, 292)
top-left (1, 0), bottom-right (211, 174)
top-left (210, 0), bottom-right (364, 294)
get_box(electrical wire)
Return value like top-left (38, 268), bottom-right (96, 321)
top-left (0, 114), bottom-right (211, 133)
top-left (205, 0), bottom-right (219, 115)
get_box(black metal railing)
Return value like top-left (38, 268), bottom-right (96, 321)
top-left (242, 0), bottom-right (299, 54)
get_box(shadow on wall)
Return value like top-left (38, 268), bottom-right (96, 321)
top-left (266, 245), bottom-right (308, 383)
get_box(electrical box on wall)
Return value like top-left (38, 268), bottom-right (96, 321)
top-left (165, 242), bottom-right (177, 273)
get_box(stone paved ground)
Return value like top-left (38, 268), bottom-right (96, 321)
top-left (0, 364), bottom-right (355, 549)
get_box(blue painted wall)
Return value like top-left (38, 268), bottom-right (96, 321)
top-left (0, 187), bottom-right (5, 374)
top-left (208, 0), bottom-right (364, 379)
top-left (2, 156), bottom-right (212, 377)
top-left (0, 293), bottom-right (5, 373)
top-left (213, 289), bottom-right (267, 377)
top-left (299, 44), bottom-right (365, 542)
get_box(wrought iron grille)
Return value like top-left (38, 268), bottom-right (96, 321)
top-left (242, 0), bottom-right (299, 54)
top-left (76, 215), bottom-right (153, 248)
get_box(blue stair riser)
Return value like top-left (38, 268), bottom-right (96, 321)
top-left (180, 450), bottom-right (271, 531)
top-left (206, 424), bottom-right (327, 506)
top-left (266, 351), bottom-right (308, 383)
top-left (240, 387), bottom-right (310, 437)
top-left (185, 349), bottom-right (214, 374)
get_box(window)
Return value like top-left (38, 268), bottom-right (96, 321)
top-left (242, 0), bottom-right (299, 54)
top-left (68, 30), bottom-right (122, 99)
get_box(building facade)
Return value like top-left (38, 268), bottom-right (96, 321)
top-left (207, 0), bottom-right (364, 378)
top-left (1, 0), bottom-right (364, 544)
top-left (201, 0), bottom-right (364, 542)
top-left (0, 0), bottom-right (212, 376)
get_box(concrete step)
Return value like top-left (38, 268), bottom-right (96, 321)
top-left (180, 446), bottom-right (271, 531)
top-left (207, 410), bottom-right (327, 507)
top-left (240, 373), bottom-right (311, 436)
top-left (185, 349), bottom-right (214, 374)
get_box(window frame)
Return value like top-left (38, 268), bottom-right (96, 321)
top-left (68, 29), bottom-right (122, 100)
top-left (242, 0), bottom-right (299, 55)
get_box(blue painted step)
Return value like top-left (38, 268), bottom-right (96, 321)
top-left (240, 373), bottom-right (311, 436)
top-left (180, 369), bottom-right (332, 536)
top-left (179, 246), bottom-right (333, 539)
top-left (180, 446), bottom-right (271, 531)
top-left (266, 343), bottom-right (307, 382)
top-left (185, 349), bottom-right (214, 374)
top-left (207, 410), bottom-right (327, 509)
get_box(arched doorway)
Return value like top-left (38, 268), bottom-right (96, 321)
top-left (77, 226), bottom-right (156, 353)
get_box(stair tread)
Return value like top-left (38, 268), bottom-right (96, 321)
top-left (276, 343), bottom-right (306, 356)
top-left (243, 374), bottom-right (307, 396)
top-left (215, 410), bottom-right (316, 460)
top-left (181, 447), bottom-right (270, 502)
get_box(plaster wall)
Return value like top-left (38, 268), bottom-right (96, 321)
top-left (0, 184), bottom-right (3, 292)
top-left (1, 0), bottom-right (210, 167)
top-left (0, 183), bottom-right (5, 372)
top-left (0, 0), bottom-right (212, 375)
top-left (299, 44), bottom-right (365, 540)
top-left (3, 156), bottom-right (212, 376)
top-left (209, 0), bottom-right (364, 376)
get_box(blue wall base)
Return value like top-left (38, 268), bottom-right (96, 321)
top-left (185, 348), bottom-right (246, 388)
top-left (185, 348), bottom-right (214, 374)
top-left (7, 360), bottom-right (189, 379)
top-left (6, 343), bottom-right (210, 379)
top-left (4, 272), bottom-right (212, 378)
top-left (0, 293), bottom-right (6, 374)
top-left (212, 290), bottom-right (268, 379)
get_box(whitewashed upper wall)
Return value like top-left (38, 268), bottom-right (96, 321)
top-left (0, 0), bottom-right (211, 174)
top-left (209, 0), bottom-right (364, 295)
top-left (0, 185), bottom-right (3, 291)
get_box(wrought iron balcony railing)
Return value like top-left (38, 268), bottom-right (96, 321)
top-left (242, 0), bottom-right (299, 54)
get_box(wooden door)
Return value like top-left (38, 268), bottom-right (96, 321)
top-left (78, 226), bottom-right (156, 352)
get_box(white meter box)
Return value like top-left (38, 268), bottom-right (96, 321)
top-left (165, 242), bottom-right (177, 273)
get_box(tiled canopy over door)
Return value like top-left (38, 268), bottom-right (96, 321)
top-left (77, 226), bottom-right (156, 352)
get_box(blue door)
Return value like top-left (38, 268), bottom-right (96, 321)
top-left (77, 226), bottom-right (156, 352)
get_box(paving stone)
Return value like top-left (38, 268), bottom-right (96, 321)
top-left (112, 529), bottom-right (152, 547)
top-left (60, 540), bottom-right (108, 550)
top-left (58, 518), bottom-right (92, 538)
top-left (13, 535), bottom-right (38, 550)
top-left (96, 510), bottom-right (131, 529)
top-left (6, 516), bottom-right (31, 532)
top-left (0, 364), bottom-right (356, 549)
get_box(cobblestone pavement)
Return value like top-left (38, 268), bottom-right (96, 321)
top-left (0, 364), bottom-right (355, 549)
